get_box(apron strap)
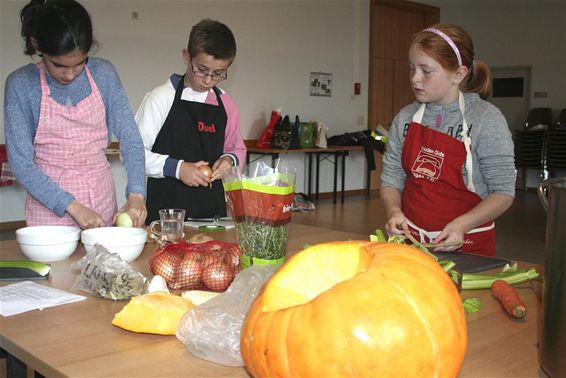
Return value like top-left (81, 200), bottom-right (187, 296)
top-left (406, 218), bottom-right (495, 243)
top-left (458, 92), bottom-right (475, 192)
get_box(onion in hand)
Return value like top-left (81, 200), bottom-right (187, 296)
top-left (197, 165), bottom-right (213, 188)
top-left (116, 213), bottom-right (133, 227)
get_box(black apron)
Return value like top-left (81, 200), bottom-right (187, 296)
top-left (146, 76), bottom-right (227, 224)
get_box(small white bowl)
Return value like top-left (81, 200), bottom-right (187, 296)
top-left (16, 226), bottom-right (81, 262)
top-left (81, 227), bottom-right (147, 262)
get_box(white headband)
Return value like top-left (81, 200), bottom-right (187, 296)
top-left (422, 27), bottom-right (462, 66)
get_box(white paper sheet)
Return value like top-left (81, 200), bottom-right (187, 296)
top-left (0, 281), bottom-right (86, 317)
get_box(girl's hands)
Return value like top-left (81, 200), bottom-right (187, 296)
top-left (429, 221), bottom-right (465, 252)
top-left (67, 200), bottom-right (105, 229)
top-left (114, 193), bottom-right (147, 227)
top-left (385, 210), bottom-right (409, 235)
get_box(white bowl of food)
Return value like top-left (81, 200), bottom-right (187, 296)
top-left (16, 226), bottom-right (81, 262)
top-left (81, 227), bottom-right (147, 262)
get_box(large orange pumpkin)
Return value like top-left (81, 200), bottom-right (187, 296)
top-left (240, 241), bottom-right (467, 378)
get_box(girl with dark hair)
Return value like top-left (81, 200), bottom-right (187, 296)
top-left (380, 23), bottom-right (516, 256)
top-left (4, 0), bottom-right (147, 229)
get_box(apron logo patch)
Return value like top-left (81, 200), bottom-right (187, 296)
top-left (411, 147), bottom-right (444, 181)
top-left (197, 121), bottom-right (216, 133)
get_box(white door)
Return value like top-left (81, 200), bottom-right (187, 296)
top-left (489, 66), bottom-right (531, 131)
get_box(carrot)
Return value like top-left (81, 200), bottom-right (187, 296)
top-left (491, 279), bottom-right (527, 319)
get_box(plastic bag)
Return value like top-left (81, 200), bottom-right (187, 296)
top-left (271, 115), bottom-right (292, 149)
top-left (256, 109), bottom-right (282, 148)
top-left (71, 243), bottom-right (146, 300)
top-left (176, 264), bottom-right (279, 367)
top-left (223, 161), bottom-right (296, 268)
top-left (316, 121), bottom-right (328, 148)
top-left (300, 121), bottom-right (316, 148)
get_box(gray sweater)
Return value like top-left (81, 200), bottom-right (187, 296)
top-left (381, 92), bottom-right (516, 199)
top-left (4, 57), bottom-right (145, 216)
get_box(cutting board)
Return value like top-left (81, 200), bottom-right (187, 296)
top-left (432, 252), bottom-right (510, 273)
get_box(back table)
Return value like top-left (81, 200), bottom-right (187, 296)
top-left (0, 224), bottom-right (545, 377)
top-left (246, 146), bottom-right (365, 203)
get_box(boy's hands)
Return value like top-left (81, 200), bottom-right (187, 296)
top-left (211, 156), bottom-right (234, 181)
top-left (179, 161), bottom-right (212, 187)
top-left (179, 157), bottom-right (234, 187)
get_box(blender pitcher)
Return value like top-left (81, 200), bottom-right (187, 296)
top-left (537, 178), bottom-right (566, 377)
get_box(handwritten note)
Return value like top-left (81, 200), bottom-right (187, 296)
top-left (0, 281), bottom-right (86, 317)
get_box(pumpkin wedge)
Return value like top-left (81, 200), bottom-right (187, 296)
top-left (112, 292), bottom-right (193, 335)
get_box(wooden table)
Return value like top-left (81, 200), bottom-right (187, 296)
top-left (246, 146), bottom-right (365, 203)
top-left (0, 224), bottom-right (545, 377)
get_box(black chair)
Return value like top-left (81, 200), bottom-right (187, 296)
top-left (554, 108), bottom-right (566, 130)
top-left (525, 107), bottom-right (553, 130)
top-left (514, 108), bottom-right (553, 189)
top-left (546, 108), bottom-right (566, 177)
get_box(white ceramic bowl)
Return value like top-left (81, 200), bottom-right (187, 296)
top-left (16, 226), bottom-right (81, 262)
top-left (81, 227), bottom-right (147, 262)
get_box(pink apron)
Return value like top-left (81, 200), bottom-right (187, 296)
top-left (401, 92), bottom-right (495, 256)
top-left (25, 62), bottom-right (116, 226)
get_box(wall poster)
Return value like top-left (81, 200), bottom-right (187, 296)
top-left (310, 72), bottom-right (332, 97)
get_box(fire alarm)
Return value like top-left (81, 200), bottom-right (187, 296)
top-left (354, 82), bottom-right (361, 95)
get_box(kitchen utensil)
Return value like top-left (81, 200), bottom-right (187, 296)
top-left (537, 177), bottom-right (566, 377)
top-left (420, 240), bottom-right (463, 249)
top-left (16, 226), bottom-right (80, 261)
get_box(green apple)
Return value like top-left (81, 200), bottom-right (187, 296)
top-left (116, 213), bottom-right (134, 227)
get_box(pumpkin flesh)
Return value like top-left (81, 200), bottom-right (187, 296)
top-left (241, 241), bottom-right (467, 378)
top-left (112, 292), bottom-right (193, 335)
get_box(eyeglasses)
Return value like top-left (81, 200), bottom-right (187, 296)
top-left (190, 61), bottom-right (228, 81)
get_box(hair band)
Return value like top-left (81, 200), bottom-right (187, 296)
top-left (422, 27), bottom-right (462, 66)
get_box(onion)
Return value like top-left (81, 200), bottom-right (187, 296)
top-left (201, 251), bottom-right (223, 269)
top-left (172, 251), bottom-right (203, 290)
top-left (202, 261), bottom-right (234, 292)
top-left (148, 240), bottom-right (241, 292)
top-left (197, 165), bottom-right (213, 178)
top-left (149, 251), bottom-right (179, 283)
top-left (224, 248), bottom-right (241, 270)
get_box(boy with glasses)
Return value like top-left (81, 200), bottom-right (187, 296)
top-left (136, 19), bottom-right (246, 223)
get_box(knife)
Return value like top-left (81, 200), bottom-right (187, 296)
top-left (185, 217), bottom-right (232, 223)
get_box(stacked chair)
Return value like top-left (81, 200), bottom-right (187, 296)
top-left (513, 108), bottom-right (552, 190)
top-left (546, 108), bottom-right (566, 178)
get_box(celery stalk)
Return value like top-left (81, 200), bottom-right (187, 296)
top-left (461, 268), bottom-right (539, 290)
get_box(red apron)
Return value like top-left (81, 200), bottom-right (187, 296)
top-left (25, 62), bottom-right (116, 227)
top-left (401, 92), bottom-right (495, 256)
